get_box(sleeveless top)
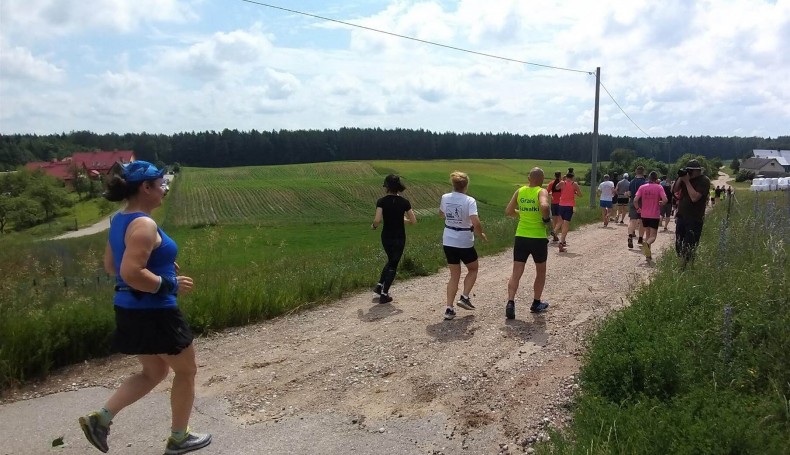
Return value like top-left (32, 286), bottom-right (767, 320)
top-left (549, 180), bottom-right (562, 204)
top-left (109, 212), bottom-right (178, 309)
top-left (559, 181), bottom-right (577, 206)
top-left (515, 186), bottom-right (546, 238)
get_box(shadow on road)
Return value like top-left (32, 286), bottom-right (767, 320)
top-left (425, 314), bottom-right (476, 342)
top-left (500, 314), bottom-right (548, 346)
top-left (356, 304), bottom-right (403, 322)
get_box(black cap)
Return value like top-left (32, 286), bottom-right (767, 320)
top-left (685, 159), bottom-right (702, 170)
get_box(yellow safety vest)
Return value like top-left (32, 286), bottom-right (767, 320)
top-left (516, 186), bottom-right (546, 238)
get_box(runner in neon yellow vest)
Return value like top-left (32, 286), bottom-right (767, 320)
top-left (504, 167), bottom-right (552, 319)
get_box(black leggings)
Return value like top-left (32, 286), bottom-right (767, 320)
top-left (379, 238), bottom-right (406, 294)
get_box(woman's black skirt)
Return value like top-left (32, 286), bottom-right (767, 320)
top-left (112, 306), bottom-right (194, 355)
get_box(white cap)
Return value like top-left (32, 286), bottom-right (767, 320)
top-left (623, 173), bottom-right (629, 178)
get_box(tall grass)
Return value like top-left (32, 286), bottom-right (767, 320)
top-left (0, 160), bottom-right (598, 388)
top-left (541, 191), bottom-right (790, 454)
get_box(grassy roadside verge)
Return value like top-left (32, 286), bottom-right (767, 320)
top-left (541, 191), bottom-right (790, 454)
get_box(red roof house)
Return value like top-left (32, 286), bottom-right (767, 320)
top-left (24, 158), bottom-right (76, 183)
top-left (24, 150), bottom-right (136, 189)
top-left (72, 150), bottom-right (135, 175)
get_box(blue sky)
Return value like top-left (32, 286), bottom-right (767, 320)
top-left (1, 0), bottom-right (788, 138)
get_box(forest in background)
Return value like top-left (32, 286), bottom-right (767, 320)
top-left (1, 128), bottom-right (788, 171)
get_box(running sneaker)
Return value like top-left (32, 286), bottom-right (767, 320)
top-left (78, 413), bottom-right (110, 453)
top-left (457, 295), bottom-right (475, 310)
top-left (627, 236), bottom-right (633, 249)
top-left (505, 300), bottom-right (515, 320)
top-left (444, 307), bottom-right (456, 320)
top-left (637, 237), bottom-right (643, 245)
top-left (530, 301), bottom-right (550, 313)
top-left (373, 284), bottom-right (383, 295)
top-left (558, 241), bottom-right (567, 253)
top-left (379, 294), bottom-right (393, 304)
top-left (642, 243), bottom-right (652, 260)
top-left (164, 430), bottom-right (212, 455)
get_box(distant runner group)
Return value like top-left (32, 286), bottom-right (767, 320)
top-left (372, 167), bottom-right (552, 321)
top-left (370, 158), bottom-right (714, 320)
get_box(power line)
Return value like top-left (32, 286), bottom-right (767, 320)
top-left (240, 0), bottom-right (660, 139)
top-left (599, 81), bottom-right (653, 138)
top-left (238, 0), bottom-right (592, 74)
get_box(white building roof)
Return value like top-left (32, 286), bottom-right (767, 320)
top-left (753, 149), bottom-right (790, 161)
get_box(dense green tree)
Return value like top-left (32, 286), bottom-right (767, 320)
top-left (729, 158), bottom-right (740, 172)
top-left (7, 196), bottom-right (44, 229)
top-left (24, 175), bottom-right (73, 220)
top-left (609, 148), bottom-right (636, 168)
top-left (2, 130), bottom-right (788, 170)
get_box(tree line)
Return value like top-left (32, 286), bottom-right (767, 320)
top-left (1, 129), bottom-right (788, 171)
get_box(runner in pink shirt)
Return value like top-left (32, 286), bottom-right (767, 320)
top-left (634, 171), bottom-right (668, 263)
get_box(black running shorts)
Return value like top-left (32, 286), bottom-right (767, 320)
top-left (642, 218), bottom-right (660, 229)
top-left (443, 245), bottom-right (478, 265)
top-left (513, 236), bottom-right (549, 264)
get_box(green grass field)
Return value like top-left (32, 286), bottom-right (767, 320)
top-left (164, 159), bottom-right (591, 227)
top-left (0, 158), bottom-right (597, 387)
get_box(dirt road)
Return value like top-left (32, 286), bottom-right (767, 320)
top-left (2, 211), bottom-right (677, 454)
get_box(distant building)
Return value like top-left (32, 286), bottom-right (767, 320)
top-left (742, 149), bottom-right (790, 178)
top-left (72, 150), bottom-right (135, 175)
top-left (24, 150), bottom-right (135, 187)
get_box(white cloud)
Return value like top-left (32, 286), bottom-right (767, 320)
top-left (261, 69), bottom-right (301, 100)
top-left (161, 26), bottom-right (274, 82)
top-left (0, 0), bottom-right (196, 40)
top-left (0, 42), bottom-right (64, 83)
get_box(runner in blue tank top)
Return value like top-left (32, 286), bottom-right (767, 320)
top-left (78, 161), bottom-right (211, 455)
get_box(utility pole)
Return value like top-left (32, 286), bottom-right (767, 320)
top-left (589, 67), bottom-right (600, 208)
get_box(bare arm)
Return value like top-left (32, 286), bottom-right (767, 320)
top-left (371, 207), bottom-right (383, 229)
top-left (574, 182), bottom-right (583, 198)
top-left (470, 215), bottom-right (488, 241)
top-left (683, 178), bottom-right (704, 202)
top-left (539, 189), bottom-right (550, 219)
top-left (404, 209), bottom-right (417, 225)
top-left (505, 190), bottom-right (519, 218)
top-left (120, 217), bottom-right (164, 292)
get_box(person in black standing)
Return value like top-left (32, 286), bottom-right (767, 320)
top-left (672, 159), bottom-right (711, 267)
top-left (372, 174), bottom-right (417, 304)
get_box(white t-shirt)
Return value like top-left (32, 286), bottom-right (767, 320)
top-left (598, 180), bottom-right (615, 201)
top-left (440, 192), bottom-right (478, 248)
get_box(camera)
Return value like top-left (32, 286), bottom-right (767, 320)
top-left (677, 168), bottom-right (688, 177)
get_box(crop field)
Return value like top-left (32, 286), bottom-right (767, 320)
top-left (165, 159), bottom-right (591, 227)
